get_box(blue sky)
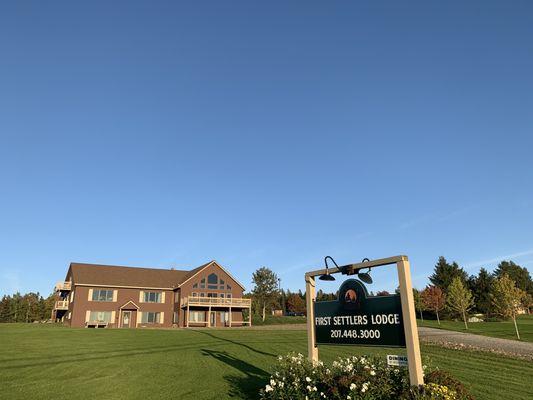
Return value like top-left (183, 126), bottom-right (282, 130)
top-left (1, 1), bottom-right (532, 296)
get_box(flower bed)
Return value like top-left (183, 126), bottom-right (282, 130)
top-left (260, 353), bottom-right (474, 400)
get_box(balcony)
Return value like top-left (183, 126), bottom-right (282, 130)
top-left (54, 300), bottom-right (69, 310)
top-left (55, 281), bottom-right (72, 292)
top-left (181, 296), bottom-right (251, 308)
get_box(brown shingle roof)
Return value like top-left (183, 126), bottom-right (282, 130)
top-left (69, 262), bottom-right (195, 288)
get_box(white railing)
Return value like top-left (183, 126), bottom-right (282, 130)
top-left (55, 281), bottom-right (72, 291)
top-left (181, 297), bottom-right (251, 308)
top-left (54, 300), bottom-right (69, 310)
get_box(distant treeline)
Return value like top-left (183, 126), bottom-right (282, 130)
top-left (0, 293), bottom-right (56, 323)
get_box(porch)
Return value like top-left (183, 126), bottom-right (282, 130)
top-left (180, 296), bottom-right (252, 328)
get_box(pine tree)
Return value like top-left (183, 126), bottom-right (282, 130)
top-left (446, 277), bottom-right (474, 329)
top-left (494, 261), bottom-right (533, 296)
top-left (429, 257), bottom-right (468, 293)
top-left (469, 268), bottom-right (494, 315)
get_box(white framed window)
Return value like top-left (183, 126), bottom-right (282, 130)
top-left (173, 312), bottom-right (179, 323)
top-left (189, 311), bottom-right (206, 322)
top-left (92, 289), bottom-right (114, 302)
top-left (143, 292), bottom-right (162, 303)
top-left (141, 312), bottom-right (160, 323)
top-left (191, 292), bottom-right (198, 297)
top-left (89, 311), bottom-right (112, 322)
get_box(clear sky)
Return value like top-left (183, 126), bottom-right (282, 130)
top-left (1, 1), bottom-right (532, 297)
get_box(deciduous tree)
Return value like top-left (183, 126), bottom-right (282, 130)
top-left (412, 289), bottom-right (425, 322)
top-left (446, 277), bottom-right (474, 329)
top-left (421, 285), bottom-right (446, 325)
top-left (251, 267), bottom-right (279, 321)
top-left (286, 293), bottom-right (306, 314)
top-left (491, 274), bottom-right (525, 339)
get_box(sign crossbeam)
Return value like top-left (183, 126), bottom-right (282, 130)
top-left (305, 255), bottom-right (424, 387)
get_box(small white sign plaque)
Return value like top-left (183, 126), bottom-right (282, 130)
top-left (387, 354), bottom-right (408, 367)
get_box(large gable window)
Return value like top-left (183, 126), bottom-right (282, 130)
top-left (207, 273), bottom-right (218, 289)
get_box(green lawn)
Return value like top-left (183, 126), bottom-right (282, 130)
top-left (0, 324), bottom-right (531, 400)
top-left (418, 314), bottom-right (533, 342)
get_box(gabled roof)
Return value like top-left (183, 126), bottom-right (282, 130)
top-left (67, 260), bottom-right (246, 290)
top-left (176, 260), bottom-right (246, 290)
top-left (68, 262), bottom-right (188, 289)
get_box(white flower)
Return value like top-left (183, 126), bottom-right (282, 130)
top-left (361, 382), bottom-right (369, 393)
top-left (306, 376), bottom-right (311, 382)
top-left (270, 379), bottom-right (276, 386)
top-left (350, 383), bottom-right (356, 390)
top-left (370, 370), bottom-right (376, 376)
top-left (347, 396), bottom-right (351, 399)
top-left (265, 385), bottom-right (273, 393)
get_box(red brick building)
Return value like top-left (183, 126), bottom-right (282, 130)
top-left (52, 261), bottom-right (251, 328)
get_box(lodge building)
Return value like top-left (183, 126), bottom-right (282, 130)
top-left (52, 260), bottom-right (251, 328)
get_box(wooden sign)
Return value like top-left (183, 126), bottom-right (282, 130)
top-left (314, 279), bottom-right (406, 347)
top-left (305, 255), bottom-right (424, 386)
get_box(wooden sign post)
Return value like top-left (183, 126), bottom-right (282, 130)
top-left (305, 255), bottom-right (424, 386)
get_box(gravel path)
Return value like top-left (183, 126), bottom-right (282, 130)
top-left (418, 326), bottom-right (533, 360)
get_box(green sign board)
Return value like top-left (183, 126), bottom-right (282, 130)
top-left (314, 279), bottom-right (406, 347)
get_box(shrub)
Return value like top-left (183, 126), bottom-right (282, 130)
top-left (260, 353), bottom-right (474, 400)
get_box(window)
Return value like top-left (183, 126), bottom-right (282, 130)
top-left (191, 292), bottom-right (198, 297)
top-left (207, 273), bottom-right (218, 289)
top-left (92, 289), bottom-right (114, 302)
top-left (89, 311), bottom-right (112, 322)
top-left (192, 283), bottom-right (198, 288)
top-left (226, 293), bottom-right (232, 299)
top-left (220, 293), bottom-right (225, 298)
top-left (199, 293), bottom-right (205, 297)
top-left (141, 312), bottom-right (160, 323)
top-left (143, 292), bottom-right (162, 303)
top-left (220, 312), bottom-right (229, 323)
top-left (219, 279), bottom-right (225, 290)
top-left (173, 312), bottom-right (179, 323)
top-left (226, 284), bottom-right (232, 290)
top-left (189, 311), bottom-right (205, 322)
top-left (200, 278), bottom-right (206, 289)
top-left (207, 293), bottom-right (217, 298)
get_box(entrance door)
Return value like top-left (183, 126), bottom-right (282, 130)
top-left (210, 311), bottom-right (216, 327)
top-left (122, 311), bottom-right (132, 328)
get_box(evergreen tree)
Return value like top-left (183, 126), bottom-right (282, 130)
top-left (494, 261), bottom-right (533, 295)
top-left (469, 268), bottom-right (494, 315)
top-left (429, 257), bottom-right (468, 292)
top-left (446, 277), bottom-right (474, 329)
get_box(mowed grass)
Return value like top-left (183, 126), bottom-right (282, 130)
top-left (0, 324), bottom-right (531, 400)
top-left (418, 314), bottom-right (533, 342)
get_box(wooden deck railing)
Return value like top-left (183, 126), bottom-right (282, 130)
top-left (54, 281), bottom-right (72, 291)
top-left (54, 300), bottom-right (69, 310)
top-left (181, 297), bottom-right (251, 308)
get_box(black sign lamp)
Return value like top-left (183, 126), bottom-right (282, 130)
top-left (357, 258), bottom-right (373, 284)
top-left (319, 256), bottom-right (337, 281)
